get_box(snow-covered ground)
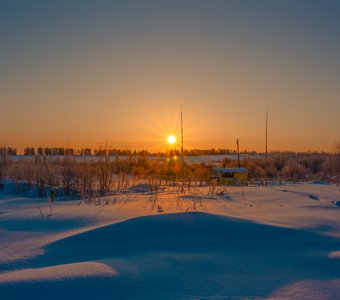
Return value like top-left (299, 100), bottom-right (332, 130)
top-left (0, 182), bottom-right (339, 299)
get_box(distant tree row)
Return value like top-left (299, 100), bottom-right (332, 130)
top-left (0, 147), bottom-right (17, 156)
top-left (183, 148), bottom-right (254, 155)
top-left (0, 146), bottom-right (338, 159)
top-left (0, 145), bottom-right (260, 156)
top-left (22, 147), bottom-right (150, 156)
top-left (22, 147), bottom-right (92, 156)
top-left (93, 149), bottom-right (151, 156)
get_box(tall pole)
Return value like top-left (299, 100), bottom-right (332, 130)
top-left (265, 112), bottom-right (268, 162)
top-left (181, 111), bottom-right (184, 168)
top-left (265, 112), bottom-right (268, 183)
top-left (236, 139), bottom-right (240, 168)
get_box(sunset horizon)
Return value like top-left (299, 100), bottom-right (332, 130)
top-left (1, 108), bottom-right (339, 154)
top-left (0, 2), bottom-right (340, 299)
top-left (1, 1), bottom-right (339, 154)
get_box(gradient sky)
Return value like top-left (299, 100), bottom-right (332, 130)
top-left (1, 0), bottom-right (339, 153)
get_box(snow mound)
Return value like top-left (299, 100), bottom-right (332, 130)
top-left (269, 279), bottom-right (340, 300)
top-left (328, 251), bottom-right (340, 259)
top-left (309, 180), bottom-right (330, 185)
top-left (0, 262), bottom-right (116, 283)
top-left (18, 212), bottom-right (339, 299)
top-left (279, 189), bottom-right (320, 201)
top-left (127, 183), bottom-right (161, 193)
top-left (1, 213), bottom-right (340, 299)
top-left (308, 194), bottom-right (319, 200)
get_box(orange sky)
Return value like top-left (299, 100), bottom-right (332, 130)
top-left (1, 1), bottom-right (339, 153)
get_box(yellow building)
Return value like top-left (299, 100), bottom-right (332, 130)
top-left (211, 168), bottom-right (249, 185)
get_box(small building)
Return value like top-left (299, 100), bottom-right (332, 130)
top-left (211, 167), bottom-right (249, 185)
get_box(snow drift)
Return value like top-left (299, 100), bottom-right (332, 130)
top-left (1, 212), bottom-right (339, 299)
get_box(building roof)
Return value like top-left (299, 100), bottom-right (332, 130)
top-left (212, 167), bottom-right (249, 173)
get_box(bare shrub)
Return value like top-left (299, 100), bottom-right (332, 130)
top-left (192, 164), bottom-right (211, 179)
top-left (4, 146), bottom-right (340, 198)
top-left (78, 159), bottom-right (96, 199)
top-left (0, 149), bottom-right (11, 185)
top-left (95, 156), bottom-right (114, 195)
top-left (34, 155), bottom-right (49, 197)
top-left (282, 160), bottom-right (307, 182)
top-left (60, 156), bottom-right (78, 197)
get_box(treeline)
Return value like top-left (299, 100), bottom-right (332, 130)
top-left (93, 149), bottom-right (151, 156)
top-left (0, 147), bottom-right (17, 155)
top-left (183, 148), bottom-right (257, 155)
top-left (22, 147), bottom-right (150, 156)
top-left (22, 147), bottom-right (151, 156)
top-left (23, 147), bottom-right (88, 156)
top-left (1, 146), bottom-right (334, 158)
top-left (2, 147), bottom-right (259, 156)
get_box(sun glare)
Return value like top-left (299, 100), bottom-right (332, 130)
top-left (167, 135), bottom-right (176, 144)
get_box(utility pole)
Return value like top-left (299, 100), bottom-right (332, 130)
top-left (236, 139), bottom-right (240, 168)
top-left (265, 112), bottom-right (268, 162)
top-left (181, 110), bottom-right (184, 171)
top-left (265, 112), bottom-right (268, 184)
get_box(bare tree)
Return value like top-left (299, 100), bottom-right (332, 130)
top-left (60, 156), bottom-right (78, 197)
top-left (78, 159), bottom-right (96, 199)
top-left (335, 139), bottom-right (340, 154)
top-left (34, 155), bottom-right (48, 197)
top-left (96, 155), bottom-right (113, 196)
top-left (335, 140), bottom-right (340, 191)
top-left (0, 149), bottom-right (10, 188)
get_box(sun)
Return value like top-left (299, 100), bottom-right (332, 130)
top-left (167, 135), bottom-right (176, 144)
